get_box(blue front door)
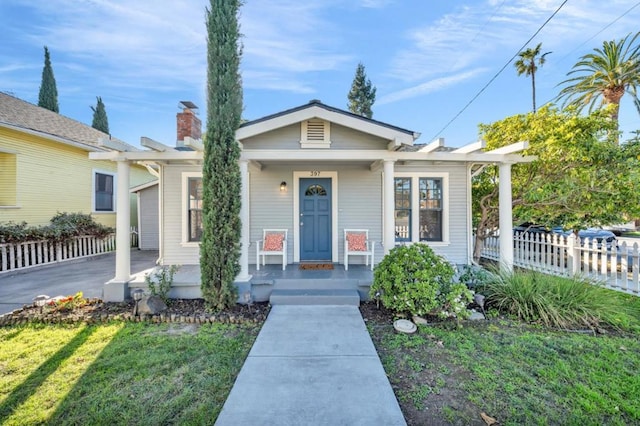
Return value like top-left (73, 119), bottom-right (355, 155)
top-left (300, 178), bottom-right (332, 261)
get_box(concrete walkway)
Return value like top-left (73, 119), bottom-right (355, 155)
top-left (0, 250), bottom-right (158, 315)
top-left (215, 305), bottom-right (406, 426)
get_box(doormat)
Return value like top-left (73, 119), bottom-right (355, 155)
top-left (299, 263), bottom-right (334, 270)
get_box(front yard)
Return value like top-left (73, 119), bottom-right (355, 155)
top-left (363, 303), bottom-right (640, 426)
top-left (0, 322), bottom-right (259, 425)
top-left (1, 295), bottom-right (639, 425)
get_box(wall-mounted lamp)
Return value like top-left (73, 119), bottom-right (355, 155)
top-left (280, 181), bottom-right (287, 192)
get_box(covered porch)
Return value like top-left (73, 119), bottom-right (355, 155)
top-left (128, 263), bottom-right (375, 306)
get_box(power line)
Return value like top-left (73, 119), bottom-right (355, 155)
top-left (428, 0), bottom-right (569, 142)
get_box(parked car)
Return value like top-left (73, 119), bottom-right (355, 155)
top-left (551, 227), bottom-right (617, 249)
top-left (513, 222), bottom-right (549, 235)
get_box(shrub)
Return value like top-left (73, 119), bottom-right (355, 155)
top-left (480, 269), bottom-right (640, 331)
top-left (370, 243), bottom-right (472, 319)
top-left (145, 265), bottom-right (180, 304)
top-left (0, 212), bottom-right (113, 244)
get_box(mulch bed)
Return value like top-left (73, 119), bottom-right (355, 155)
top-left (0, 298), bottom-right (271, 326)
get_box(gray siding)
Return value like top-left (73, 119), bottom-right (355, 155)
top-left (240, 123), bottom-right (388, 151)
top-left (249, 166), bottom-right (295, 264)
top-left (138, 184), bottom-right (159, 250)
top-left (161, 164), bottom-right (200, 265)
top-left (159, 162), bottom-right (470, 267)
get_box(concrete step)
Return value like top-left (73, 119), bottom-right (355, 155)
top-left (269, 289), bottom-right (360, 306)
top-left (273, 279), bottom-right (360, 290)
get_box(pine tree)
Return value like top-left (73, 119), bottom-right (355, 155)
top-left (38, 46), bottom-right (59, 113)
top-left (200, 0), bottom-right (243, 311)
top-left (91, 96), bottom-right (110, 134)
top-left (348, 62), bottom-right (376, 118)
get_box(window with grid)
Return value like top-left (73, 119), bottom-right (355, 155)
top-left (394, 177), bottom-right (411, 242)
top-left (188, 178), bottom-right (203, 242)
top-left (419, 178), bottom-right (442, 241)
top-left (95, 172), bottom-right (114, 211)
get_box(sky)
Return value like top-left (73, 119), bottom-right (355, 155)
top-left (1, 0), bottom-right (639, 149)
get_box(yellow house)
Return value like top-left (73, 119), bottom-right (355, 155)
top-left (0, 92), bottom-right (156, 229)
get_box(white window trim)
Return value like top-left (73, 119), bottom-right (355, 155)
top-left (394, 172), bottom-right (450, 245)
top-left (92, 169), bottom-right (117, 213)
top-left (299, 119), bottom-right (332, 149)
top-left (181, 171), bottom-right (203, 247)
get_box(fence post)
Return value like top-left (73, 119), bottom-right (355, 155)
top-left (567, 234), bottom-right (580, 276)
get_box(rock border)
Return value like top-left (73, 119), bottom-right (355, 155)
top-left (0, 300), bottom-right (268, 327)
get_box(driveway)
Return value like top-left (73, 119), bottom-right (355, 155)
top-left (0, 250), bottom-right (158, 315)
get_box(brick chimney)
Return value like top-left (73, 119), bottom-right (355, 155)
top-left (176, 101), bottom-right (201, 146)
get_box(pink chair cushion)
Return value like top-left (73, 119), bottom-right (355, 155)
top-left (263, 233), bottom-right (284, 251)
top-left (347, 233), bottom-right (367, 251)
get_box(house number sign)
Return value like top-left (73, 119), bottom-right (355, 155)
top-left (309, 170), bottom-right (321, 176)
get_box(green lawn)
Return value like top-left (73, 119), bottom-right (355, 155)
top-left (369, 319), bottom-right (640, 426)
top-left (0, 322), bottom-right (259, 425)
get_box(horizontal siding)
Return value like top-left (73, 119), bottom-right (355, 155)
top-left (161, 165), bottom-right (201, 265)
top-left (240, 122), bottom-right (389, 151)
top-left (0, 127), bottom-right (155, 227)
top-left (0, 152), bottom-right (16, 205)
top-left (160, 162), bottom-right (471, 267)
top-left (249, 166), bottom-right (295, 264)
top-left (337, 167), bottom-right (383, 264)
top-left (138, 185), bottom-right (159, 250)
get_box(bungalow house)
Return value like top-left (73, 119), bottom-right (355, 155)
top-left (90, 100), bottom-right (531, 302)
top-left (0, 92), bottom-right (157, 230)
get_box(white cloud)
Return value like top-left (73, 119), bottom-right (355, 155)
top-left (378, 68), bottom-right (488, 105)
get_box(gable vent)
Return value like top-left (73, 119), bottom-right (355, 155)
top-left (306, 120), bottom-right (325, 140)
top-left (300, 119), bottom-right (331, 148)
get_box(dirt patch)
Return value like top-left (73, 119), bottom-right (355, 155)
top-left (360, 302), bottom-right (486, 426)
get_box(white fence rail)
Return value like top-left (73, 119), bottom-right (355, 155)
top-left (0, 234), bottom-right (116, 274)
top-left (480, 232), bottom-right (640, 294)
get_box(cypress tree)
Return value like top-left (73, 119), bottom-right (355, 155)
top-left (200, 0), bottom-right (243, 310)
top-left (347, 62), bottom-right (376, 118)
top-left (91, 96), bottom-right (110, 134)
top-left (38, 46), bottom-right (59, 113)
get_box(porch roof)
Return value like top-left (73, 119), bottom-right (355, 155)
top-left (89, 142), bottom-right (535, 165)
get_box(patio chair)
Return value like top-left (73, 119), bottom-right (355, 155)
top-left (344, 229), bottom-right (375, 271)
top-left (256, 229), bottom-right (288, 271)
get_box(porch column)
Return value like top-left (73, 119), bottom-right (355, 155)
top-left (104, 159), bottom-right (131, 302)
top-left (236, 160), bottom-right (251, 282)
top-left (383, 159), bottom-right (395, 255)
top-left (498, 162), bottom-right (514, 272)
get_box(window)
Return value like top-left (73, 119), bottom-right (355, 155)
top-left (94, 171), bottom-right (115, 212)
top-left (188, 177), bottom-right (203, 242)
top-left (394, 174), bottom-right (448, 243)
top-left (419, 178), bottom-right (442, 241)
top-left (0, 152), bottom-right (17, 206)
top-left (394, 178), bottom-right (411, 241)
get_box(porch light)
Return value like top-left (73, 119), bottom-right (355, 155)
top-left (132, 289), bottom-right (144, 316)
top-left (280, 181), bottom-right (287, 192)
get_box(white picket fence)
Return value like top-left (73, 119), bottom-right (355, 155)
top-left (0, 234), bottom-right (116, 273)
top-left (480, 232), bottom-right (640, 294)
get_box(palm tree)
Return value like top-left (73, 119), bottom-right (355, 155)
top-left (557, 32), bottom-right (640, 127)
top-left (514, 42), bottom-right (551, 112)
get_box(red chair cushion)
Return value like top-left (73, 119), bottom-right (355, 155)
top-left (263, 233), bottom-right (284, 251)
top-left (347, 233), bottom-right (367, 251)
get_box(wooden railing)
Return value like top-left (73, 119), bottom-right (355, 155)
top-left (0, 234), bottom-right (116, 273)
top-left (480, 232), bottom-right (640, 295)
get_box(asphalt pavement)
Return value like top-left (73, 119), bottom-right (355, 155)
top-left (0, 250), bottom-right (158, 315)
